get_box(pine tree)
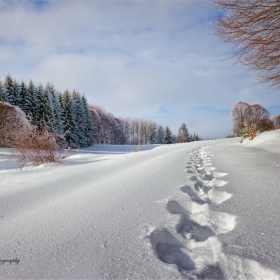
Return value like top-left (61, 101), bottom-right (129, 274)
top-left (39, 84), bottom-right (56, 131)
top-left (61, 90), bottom-right (78, 148)
top-left (147, 121), bottom-right (157, 144)
top-left (18, 80), bottom-right (28, 115)
top-left (81, 94), bottom-right (94, 146)
top-left (35, 84), bottom-right (45, 128)
top-left (157, 125), bottom-right (164, 144)
top-left (164, 126), bottom-right (172, 144)
top-left (3, 74), bottom-right (15, 105)
top-left (177, 122), bottom-right (189, 143)
top-left (46, 84), bottom-right (64, 135)
top-left (25, 80), bottom-right (37, 123)
top-left (12, 79), bottom-right (20, 106)
top-left (0, 80), bottom-right (5, 102)
top-left (72, 90), bottom-right (86, 147)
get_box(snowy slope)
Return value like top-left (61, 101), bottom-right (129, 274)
top-left (0, 134), bottom-right (279, 279)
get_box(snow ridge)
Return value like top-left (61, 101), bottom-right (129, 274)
top-left (149, 145), bottom-right (279, 279)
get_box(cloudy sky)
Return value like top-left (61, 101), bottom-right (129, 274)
top-left (0, 0), bottom-right (279, 139)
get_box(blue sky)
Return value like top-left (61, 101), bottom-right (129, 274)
top-left (0, 0), bottom-right (279, 139)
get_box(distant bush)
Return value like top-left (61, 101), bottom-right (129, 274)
top-left (11, 123), bottom-right (65, 169)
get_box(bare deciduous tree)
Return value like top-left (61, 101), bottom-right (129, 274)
top-left (231, 101), bottom-right (250, 136)
top-left (246, 104), bottom-right (270, 130)
top-left (211, 0), bottom-right (280, 88)
top-left (232, 101), bottom-right (273, 136)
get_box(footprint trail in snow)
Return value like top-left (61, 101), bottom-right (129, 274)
top-left (148, 145), bottom-right (279, 279)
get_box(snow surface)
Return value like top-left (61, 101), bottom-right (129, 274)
top-left (0, 133), bottom-right (279, 279)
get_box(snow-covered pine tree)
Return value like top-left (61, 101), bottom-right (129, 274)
top-left (39, 84), bottom-right (56, 131)
top-left (72, 90), bottom-right (86, 147)
top-left (12, 79), bottom-right (21, 107)
top-left (61, 90), bottom-right (78, 148)
top-left (157, 125), bottom-right (164, 144)
top-left (18, 80), bottom-right (28, 115)
top-left (0, 80), bottom-right (5, 102)
top-left (146, 121), bottom-right (157, 144)
top-left (3, 74), bottom-right (15, 105)
top-left (25, 80), bottom-right (37, 124)
top-left (46, 85), bottom-right (64, 135)
top-left (164, 126), bottom-right (172, 144)
top-left (177, 122), bottom-right (189, 143)
top-left (81, 94), bottom-right (94, 146)
top-left (34, 83), bottom-right (45, 128)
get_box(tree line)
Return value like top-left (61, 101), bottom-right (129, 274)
top-left (0, 74), bottom-right (93, 148)
top-left (90, 105), bottom-right (201, 145)
top-left (0, 74), bottom-right (202, 147)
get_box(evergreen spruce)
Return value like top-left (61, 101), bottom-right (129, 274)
top-left (25, 80), bottom-right (37, 124)
top-left (81, 94), bottom-right (94, 146)
top-left (12, 79), bottom-right (20, 106)
top-left (157, 125), bottom-right (164, 144)
top-left (18, 80), bottom-right (28, 115)
top-left (46, 84), bottom-right (64, 135)
top-left (147, 121), bottom-right (157, 144)
top-left (39, 84), bottom-right (55, 131)
top-left (72, 91), bottom-right (86, 147)
top-left (0, 80), bottom-right (5, 102)
top-left (61, 90), bottom-right (78, 148)
top-left (164, 126), bottom-right (172, 144)
top-left (3, 74), bottom-right (15, 105)
top-left (177, 122), bottom-right (189, 143)
top-left (35, 84), bottom-right (45, 128)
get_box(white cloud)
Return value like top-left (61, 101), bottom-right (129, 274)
top-left (0, 0), bottom-right (279, 139)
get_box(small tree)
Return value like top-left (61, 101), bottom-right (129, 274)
top-left (157, 125), bottom-right (164, 144)
top-left (177, 122), bottom-right (189, 143)
top-left (164, 126), bottom-right (172, 144)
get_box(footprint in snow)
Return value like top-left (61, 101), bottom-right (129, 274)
top-left (150, 228), bottom-right (196, 271)
top-left (176, 216), bottom-right (215, 242)
top-left (185, 264), bottom-right (225, 280)
top-left (180, 185), bottom-right (209, 205)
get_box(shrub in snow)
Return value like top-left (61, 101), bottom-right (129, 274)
top-left (11, 122), bottom-right (65, 169)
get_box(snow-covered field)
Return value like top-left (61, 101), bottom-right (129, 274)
top-left (0, 131), bottom-right (280, 279)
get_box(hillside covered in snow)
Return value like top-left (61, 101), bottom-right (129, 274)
top-left (0, 130), bottom-right (279, 279)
